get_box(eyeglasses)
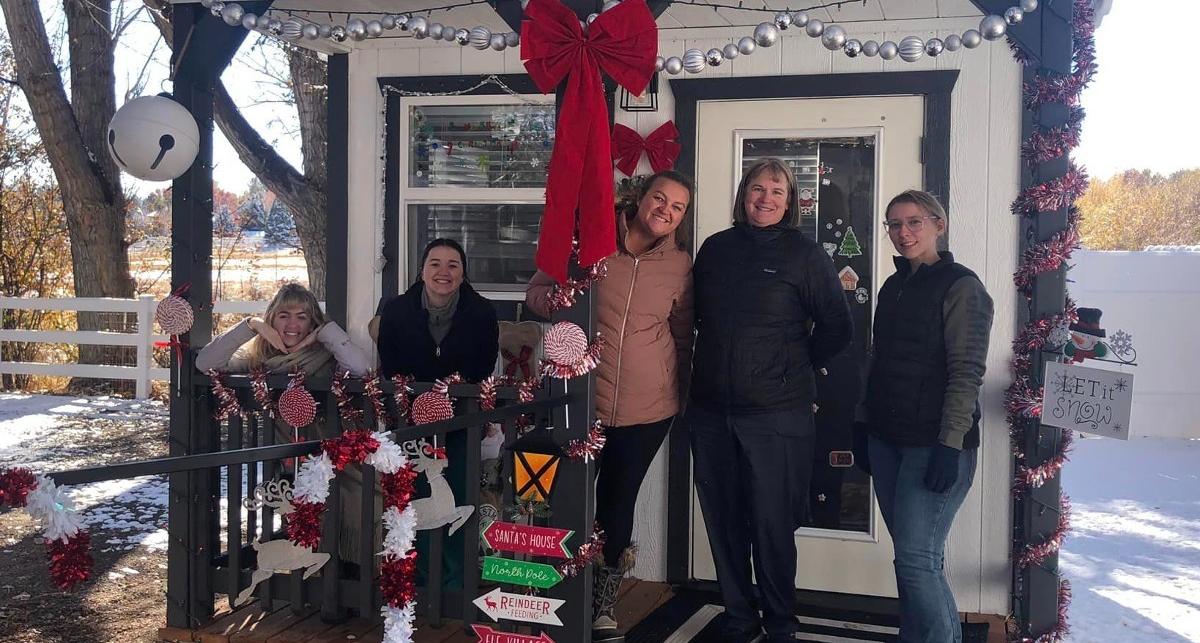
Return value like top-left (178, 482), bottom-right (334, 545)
top-left (883, 215), bottom-right (940, 234)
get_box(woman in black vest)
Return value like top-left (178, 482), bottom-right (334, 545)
top-left (375, 238), bottom-right (499, 591)
top-left (689, 158), bottom-right (853, 642)
top-left (857, 190), bottom-right (993, 643)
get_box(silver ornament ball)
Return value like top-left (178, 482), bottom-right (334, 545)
top-left (455, 28), bottom-right (470, 45)
top-left (924, 37), bottom-right (944, 57)
top-left (843, 39), bottom-right (862, 58)
top-left (790, 11), bottom-right (808, 27)
top-left (980, 14), bottom-right (1007, 40)
top-left (898, 36), bottom-right (924, 62)
top-left (654, 56), bottom-right (665, 71)
top-left (862, 40), bottom-right (879, 57)
top-left (682, 48), bottom-right (706, 74)
top-left (469, 26), bottom-right (491, 49)
top-left (944, 34), bottom-right (962, 51)
top-left (490, 33), bottom-right (507, 51)
top-left (722, 43), bottom-right (740, 60)
top-left (706, 48), bottom-right (724, 66)
top-left (240, 13), bottom-right (257, 30)
top-left (200, 0), bottom-right (214, 8)
top-left (753, 22), bottom-right (779, 47)
top-left (255, 14), bottom-right (270, 29)
top-left (282, 19), bottom-right (304, 39)
top-left (821, 25), bottom-right (846, 51)
top-left (1020, 0), bottom-right (1038, 12)
top-left (586, 13), bottom-right (598, 25)
top-left (601, 0), bottom-right (620, 11)
top-left (318, 24), bottom-right (332, 38)
top-left (381, 15), bottom-right (396, 29)
top-left (209, 1), bottom-right (225, 17)
top-left (1004, 7), bottom-right (1024, 25)
top-left (396, 14), bottom-right (410, 30)
top-left (505, 31), bottom-right (520, 47)
top-left (664, 56), bottom-right (683, 75)
top-left (428, 22), bottom-right (444, 39)
top-left (408, 16), bottom-right (429, 38)
top-left (267, 18), bottom-right (283, 36)
top-left (805, 19), bottom-right (824, 38)
top-left (737, 36), bottom-right (757, 56)
top-left (442, 26), bottom-right (457, 42)
top-left (366, 20), bottom-right (384, 37)
top-left (961, 29), bottom-right (982, 48)
top-left (773, 12), bottom-right (792, 30)
top-left (878, 40), bottom-right (898, 60)
top-left (330, 25), bottom-right (347, 42)
top-left (301, 24), bottom-right (320, 39)
top-left (346, 18), bottom-right (366, 40)
top-left (220, 3), bottom-right (244, 27)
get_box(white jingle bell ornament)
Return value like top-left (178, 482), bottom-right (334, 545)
top-left (107, 95), bottom-right (200, 182)
top-left (411, 391), bottom-right (454, 424)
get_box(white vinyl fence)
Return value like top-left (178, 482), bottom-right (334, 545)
top-left (0, 296), bottom-right (273, 399)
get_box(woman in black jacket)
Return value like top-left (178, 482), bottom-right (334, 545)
top-left (688, 158), bottom-right (853, 643)
top-left (857, 190), bottom-right (993, 643)
top-left (375, 238), bottom-right (499, 590)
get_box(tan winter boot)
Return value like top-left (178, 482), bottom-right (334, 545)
top-left (592, 546), bottom-right (636, 642)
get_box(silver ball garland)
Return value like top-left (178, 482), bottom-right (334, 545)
top-left (664, 56), bottom-right (683, 75)
top-left (442, 26), bottom-right (457, 42)
top-left (469, 26), bottom-right (491, 49)
top-left (302, 24), bottom-right (319, 39)
top-left (455, 28), bottom-right (470, 45)
top-left (1004, 7), bottom-right (1024, 25)
top-left (267, 18), bottom-right (283, 36)
top-left (862, 40), bottom-right (879, 57)
top-left (821, 25), bottom-right (846, 51)
top-left (490, 33), bottom-right (507, 51)
top-left (654, 56), bottom-right (665, 71)
top-left (240, 13), bottom-right (258, 30)
top-left (790, 11), bottom-right (808, 28)
top-left (409, 16), bottom-right (429, 38)
top-left (980, 14), bottom-right (1007, 40)
top-left (282, 19), bottom-right (304, 39)
top-left (773, 12), bottom-right (792, 30)
top-left (586, 13), bottom-right (598, 25)
top-left (255, 14), bottom-right (270, 29)
top-left (843, 39), bottom-right (862, 58)
top-left (209, 1), bottom-right (225, 17)
top-left (396, 14), bottom-right (410, 30)
top-left (737, 36), bottom-right (756, 55)
top-left (1020, 0), bottom-right (1038, 11)
top-left (346, 18), bottom-right (366, 41)
top-left (706, 48), bottom-right (724, 67)
top-left (682, 48), bottom-right (706, 74)
top-left (505, 31), bottom-right (520, 47)
top-left (805, 19), bottom-right (824, 38)
top-left (722, 43), bottom-right (739, 60)
top-left (961, 29), bottom-right (982, 48)
top-left (601, 0), bottom-right (620, 11)
top-left (220, 3), bottom-right (243, 27)
top-left (898, 36), bottom-right (924, 62)
top-left (330, 25), bottom-right (347, 42)
top-left (753, 22), bottom-right (779, 47)
top-left (878, 40), bottom-right (898, 60)
top-left (199, 0), bottom-right (214, 7)
top-left (924, 37), bottom-right (944, 57)
top-left (381, 15), bottom-right (396, 29)
top-left (944, 34), bottom-right (962, 51)
top-left (366, 20), bottom-right (384, 38)
top-left (318, 24), bottom-right (332, 38)
top-left (428, 22), bottom-right (444, 39)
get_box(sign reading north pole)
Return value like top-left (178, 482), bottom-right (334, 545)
top-left (482, 521), bottom-right (573, 559)
top-left (1042, 361), bottom-right (1134, 440)
top-left (473, 587), bottom-right (565, 626)
top-left (481, 556), bottom-right (563, 589)
top-left (472, 624), bottom-right (554, 643)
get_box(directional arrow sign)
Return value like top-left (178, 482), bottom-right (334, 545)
top-left (482, 521), bottom-right (573, 559)
top-left (481, 556), bottom-right (563, 589)
top-left (471, 624), bottom-right (555, 643)
top-left (473, 587), bottom-right (565, 626)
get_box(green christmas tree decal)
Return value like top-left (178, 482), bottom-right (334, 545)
top-left (839, 226), bottom-right (862, 258)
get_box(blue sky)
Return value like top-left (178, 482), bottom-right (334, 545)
top-left (101, 0), bottom-right (1199, 195)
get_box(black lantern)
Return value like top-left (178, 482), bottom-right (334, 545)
top-left (508, 428), bottom-right (562, 503)
top-left (620, 74), bottom-right (658, 113)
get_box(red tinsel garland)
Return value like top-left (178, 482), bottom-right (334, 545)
top-left (1012, 580), bottom-right (1072, 643)
top-left (1011, 299), bottom-right (1078, 355)
top-left (363, 372), bottom-right (389, 424)
top-left (1015, 429), bottom-right (1074, 491)
top-left (286, 500), bottom-right (326, 548)
top-left (564, 421), bottom-right (607, 462)
top-left (432, 373), bottom-right (466, 397)
top-left (250, 368), bottom-right (277, 418)
top-left (1005, 377), bottom-right (1044, 422)
top-left (208, 371), bottom-right (244, 421)
top-left (331, 369), bottom-right (366, 428)
top-left (1010, 165), bottom-right (1089, 217)
top-left (1020, 107), bottom-right (1085, 164)
top-left (391, 374), bottom-right (414, 419)
top-left (1017, 494), bottom-right (1072, 570)
top-left (46, 531), bottom-right (93, 590)
top-left (382, 464), bottom-right (419, 508)
top-left (541, 334), bottom-right (604, 379)
top-left (1014, 227), bottom-right (1081, 296)
top-left (380, 552), bottom-right (419, 607)
top-left (555, 527), bottom-right (606, 579)
top-left (544, 259), bottom-right (608, 314)
top-left (323, 430), bottom-right (381, 471)
top-left (0, 467), bottom-right (37, 506)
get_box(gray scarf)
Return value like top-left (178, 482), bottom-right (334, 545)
top-left (423, 288), bottom-right (460, 345)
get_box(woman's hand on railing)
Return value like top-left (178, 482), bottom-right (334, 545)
top-left (247, 317), bottom-right (289, 353)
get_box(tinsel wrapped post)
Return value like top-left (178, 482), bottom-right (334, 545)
top-left (1017, 494), bottom-right (1072, 570)
top-left (46, 531), bottom-right (93, 590)
top-left (544, 258), bottom-right (609, 314)
top-left (285, 501), bottom-right (326, 548)
top-left (555, 527), bottom-right (606, 579)
top-left (564, 421), bottom-right (607, 462)
top-left (208, 371), bottom-right (244, 421)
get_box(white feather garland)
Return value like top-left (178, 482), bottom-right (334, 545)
top-left (26, 475), bottom-right (84, 542)
top-left (381, 603), bottom-right (416, 643)
top-left (381, 505), bottom-right (418, 558)
top-left (366, 432), bottom-right (408, 475)
top-left (292, 452), bottom-right (335, 503)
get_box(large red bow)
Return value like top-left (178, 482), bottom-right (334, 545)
top-left (521, 0), bottom-right (658, 284)
top-left (502, 345), bottom-right (534, 379)
top-left (612, 121), bottom-right (681, 176)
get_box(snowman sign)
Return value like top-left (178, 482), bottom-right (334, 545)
top-left (107, 95), bottom-right (200, 182)
top-left (1064, 307), bottom-right (1109, 363)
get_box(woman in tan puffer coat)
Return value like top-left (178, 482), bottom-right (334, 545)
top-left (526, 169), bottom-right (694, 642)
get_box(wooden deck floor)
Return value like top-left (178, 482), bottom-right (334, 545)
top-left (157, 580), bottom-right (673, 643)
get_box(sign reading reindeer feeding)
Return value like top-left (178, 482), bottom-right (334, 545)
top-left (1041, 361), bottom-right (1134, 440)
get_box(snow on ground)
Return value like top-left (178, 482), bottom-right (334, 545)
top-left (1061, 435), bottom-right (1200, 642)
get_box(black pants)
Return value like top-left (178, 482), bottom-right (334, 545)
top-left (594, 417), bottom-right (674, 568)
top-left (687, 403), bottom-right (815, 639)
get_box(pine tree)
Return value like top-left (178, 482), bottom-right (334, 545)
top-left (839, 226), bottom-right (862, 258)
top-left (263, 199), bottom-right (299, 248)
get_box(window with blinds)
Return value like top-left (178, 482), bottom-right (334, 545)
top-left (401, 97), bottom-right (556, 292)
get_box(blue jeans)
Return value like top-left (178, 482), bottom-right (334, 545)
top-left (868, 434), bottom-right (977, 643)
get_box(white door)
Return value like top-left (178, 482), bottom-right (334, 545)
top-left (690, 96), bottom-right (925, 597)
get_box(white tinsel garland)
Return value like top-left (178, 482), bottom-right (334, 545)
top-left (26, 475), bottom-right (84, 542)
top-left (292, 452), bottom-right (335, 503)
top-left (365, 431), bottom-right (407, 475)
top-left (381, 604), bottom-right (417, 643)
top-left (381, 505), bottom-right (418, 558)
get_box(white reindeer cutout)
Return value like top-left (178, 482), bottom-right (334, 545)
top-left (235, 479), bottom-right (330, 606)
top-left (405, 438), bottom-right (475, 535)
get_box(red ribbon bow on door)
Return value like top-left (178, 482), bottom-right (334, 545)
top-left (502, 345), bottom-right (534, 379)
top-left (612, 121), bottom-right (681, 176)
top-left (521, 0), bottom-right (658, 284)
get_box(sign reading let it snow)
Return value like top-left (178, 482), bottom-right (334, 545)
top-left (1041, 361), bottom-right (1134, 440)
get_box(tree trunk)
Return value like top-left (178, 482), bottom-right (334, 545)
top-left (1, 0), bottom-right (134, 380)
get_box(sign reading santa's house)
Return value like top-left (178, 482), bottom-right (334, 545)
top-left (1041, 361), bottom-right (1134, 440)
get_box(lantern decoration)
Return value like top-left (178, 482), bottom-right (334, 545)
top-left (509, 428), bottom-right (562, 503)
top-left (278, 371), bottom-right (317, 428)
top-left (106, 94), bottom-right (200, 182)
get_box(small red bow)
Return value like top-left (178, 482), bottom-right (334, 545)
top-left (502, 345), bottom-right (534, 379)
top-left (521, 0), bottom-right (658, 284)
top-left (612, 121), bottom-right (681, 176)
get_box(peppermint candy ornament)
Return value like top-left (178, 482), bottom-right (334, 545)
top-left (155, 295), bottom-right (193, 335)
top-left (411, 391), bottom-right (453, 425)
top-left (543, 322), bottom-right (588, 364)
top-left (279, 374), bottom-right (317, 428)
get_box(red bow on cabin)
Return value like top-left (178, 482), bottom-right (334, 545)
top-left (502, 345), bottom-right (534, 379)
top-left (521, 0), bottom-right (658, 284)
top-left (612, 121), bottom-right (681, 176)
